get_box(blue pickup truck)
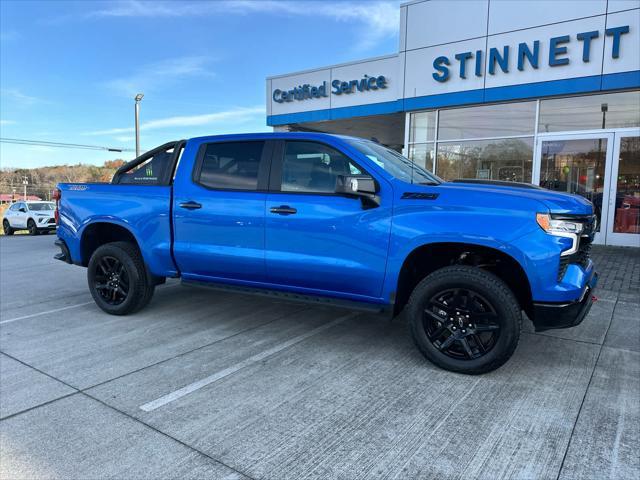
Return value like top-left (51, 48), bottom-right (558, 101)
top-left (54, 133), bottom-right (598, 374)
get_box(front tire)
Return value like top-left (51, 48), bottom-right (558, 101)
top-left (27, 219), bottom-right (39, 236)
top-left (3, 220), bottom-right (14, 236)
top-left (407, 266), bottom-right (521, 375)
top-left (87, 241), bottom-right (155, 315)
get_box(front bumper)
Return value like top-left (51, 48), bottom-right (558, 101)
top-left (531, 271), bottom-right (598, 332)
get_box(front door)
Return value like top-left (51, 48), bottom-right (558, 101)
top-left (606, 130), bottom-right (640, 247)
top-left (536, 133), bottom-right (614, 245)
top-left (264, 140), bottom-right (392, 300)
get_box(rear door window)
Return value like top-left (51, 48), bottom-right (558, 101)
top-left (195, 141), bottom-right (266, 191)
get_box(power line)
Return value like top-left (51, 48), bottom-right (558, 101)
top-left (0, 137), bottom-right (135, 153)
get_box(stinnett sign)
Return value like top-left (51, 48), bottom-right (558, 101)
top-left (272, 75), bottom-right (388, 103)
top-left (432, 25), bottom-right (630, 82)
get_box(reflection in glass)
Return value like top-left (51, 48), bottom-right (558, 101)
top-left (409, 111), bottom-right (436, 143)
top-left (539, 91), bottom-right (640, 133)
top-left (539, 138), bottom-right (607, 231)
top-left (408, 143), bottom-right (435, 172)
top-left (438, 102), bottom-right (536, 140)
top-left (436, 138), bottom-right (533, 182)
top-left (613, 136), bottom-right (640, 235)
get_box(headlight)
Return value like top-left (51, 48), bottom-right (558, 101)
top-left (536, 213), bottom-right (583, 255)
top-left (536, 213), bottom-right (584, 235)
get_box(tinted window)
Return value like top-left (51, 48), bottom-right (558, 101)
top-left (198, 141), bottom-right (265, 190)
top-left (9, 203), bottom-right (21, 211)
top-left (281, 142), bottom-right (362, 193)
top-left (118, 146), bottom-right (176, 185)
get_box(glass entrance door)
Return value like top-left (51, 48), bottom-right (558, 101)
top-left (606, 130), bottom-right (640, 247)
top-left (536, 133), bottom-right (614, 245)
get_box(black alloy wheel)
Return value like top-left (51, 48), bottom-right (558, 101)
top-left (423, 288), bottom-right (500, 360)
top-left (87, 241), bottom-right (156, 315)
top-left (407, 266), bottom-right (521, 374)
top-left (93, 255), bottom-right (130, 306)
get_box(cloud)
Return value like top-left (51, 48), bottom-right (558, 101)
top-left (1, 89), bottom-right (45, 106)
top-left (0, 120), bottom-right (17, 126)
top-left (85, 105), bottom-right (265, 136)
top-left (87, 1), bottom-right (399, 53)
top-left (104, 56), bottom-right (215, 97)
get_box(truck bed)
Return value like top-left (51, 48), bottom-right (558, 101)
top-left (56, 183), bottom-right (178, 277)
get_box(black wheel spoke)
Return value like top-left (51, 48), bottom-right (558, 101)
top-left (459, 337), bottom-right (475, 359)
top-left (427, 324), bottom-right (448, 341)
top-left (471, 334), bottom-right (486, 353)
top-left (438, 334), bottom-right (456, 350)
top-left (424, 308), bottom-right (447, 324)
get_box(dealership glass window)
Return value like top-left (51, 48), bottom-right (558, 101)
top-left (409, 111), bottom-right (436, 143)
top-left (436, 138), bottom-right (534, 182)
top-left (408, 143), bottom-right (435, 172)
top-left (539, 91), bottom-right (640, 133)
top-left (438, 102), bottom-right (536, 140)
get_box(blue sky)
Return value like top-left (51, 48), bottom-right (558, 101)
top-left (0, 0), bottom-right (400, 168)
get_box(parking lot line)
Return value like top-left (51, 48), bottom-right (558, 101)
top-left (0, 301), bottom-right (95, 325)
top-left (139, 312), bottom-right (357, 412)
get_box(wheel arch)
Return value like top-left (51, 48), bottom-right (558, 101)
top-left (393, 242), bottom-right (533, 318)
top-left (79, 221), bottom-right (141, 267)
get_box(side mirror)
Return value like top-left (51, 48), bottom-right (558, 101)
top-left (19, 207), bottom-right (27, 213)
top-left (335, 175), bottom-right (379, 208)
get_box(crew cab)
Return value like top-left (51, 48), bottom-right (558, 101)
top-left (3, 201), bottom-right (57, 235)
top-left (54, 133), bottom-right (598, 374)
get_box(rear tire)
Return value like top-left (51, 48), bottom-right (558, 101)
top-left (27, 219), bottom-right (39, 236)
top-left (87, 241), bottom-right (155, 315)
top-left (3, 220), bottom-right (14, 236)
top-left (407, 266), bottom-right (521, 375)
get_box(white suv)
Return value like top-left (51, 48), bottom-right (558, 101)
top-left (3, 201), bottom-right (57, 235)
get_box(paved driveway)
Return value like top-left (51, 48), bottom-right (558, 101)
top-left (0, 235), bottom-right (638, 479)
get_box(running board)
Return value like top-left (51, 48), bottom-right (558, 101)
top-left (181, 279), bottom-right (391, 315)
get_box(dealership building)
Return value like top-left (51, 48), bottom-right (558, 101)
top-left (266, 0), bottom-right (640, 247)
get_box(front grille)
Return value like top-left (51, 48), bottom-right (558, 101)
top-left (556, 215), bottom-right (595, 281)
top-left (47, 218), bottom-right (56, 224)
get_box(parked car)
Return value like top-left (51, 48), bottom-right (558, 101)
top-left (3, 201), bottom-right (57, 235)
top-left (54, 133), bottom-right (598, 374)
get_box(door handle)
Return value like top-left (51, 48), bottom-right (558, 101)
top-left (179, 201), bottom-right (202, 210)
top-left (270, 205), bottom-right (297, 215)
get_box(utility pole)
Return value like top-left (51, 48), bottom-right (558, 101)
top-left (134, 93), bottom-right (144, 157)
top-left (22, 176), bottom-right (28, 200)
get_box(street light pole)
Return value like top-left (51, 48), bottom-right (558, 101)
top-left (134, 93), bottom-right (144, 157)
top-left (22, 176), bottom-right (28, 200)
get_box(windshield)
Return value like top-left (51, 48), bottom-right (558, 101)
top-left (345, 139), bottom-right (442, 185)
top-left (27, 202), bottom-right (55, 211)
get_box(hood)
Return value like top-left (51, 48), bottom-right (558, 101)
top-left (440, 180), bottom-right (593, 215)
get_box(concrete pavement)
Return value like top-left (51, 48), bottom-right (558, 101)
top-left (0, 235), bottom-right (638, 479)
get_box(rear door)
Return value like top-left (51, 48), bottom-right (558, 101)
top-left (264, 140), bottom-right (392, 300)
top-left (173, 140), bottom-right (272, 283)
